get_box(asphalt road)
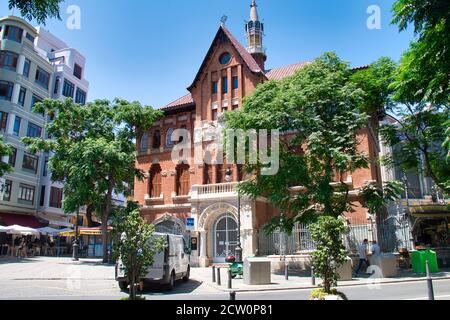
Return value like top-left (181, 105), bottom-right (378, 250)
top-left (143, 279), bottom-right (450, 300)
top-left (2, 279), bottom-right (449, 300)
top-left (1, 258), bottom-right (449, 300)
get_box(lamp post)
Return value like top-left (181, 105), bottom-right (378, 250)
top-left (226, 168), bottom-right (242, 263)
top-left (72, 208), bottom-right (80, 261)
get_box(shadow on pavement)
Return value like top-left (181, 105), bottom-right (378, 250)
top-left (0, 257), bottom-right (40, 265)
top-left (121, 279), bottom-right (204, 296)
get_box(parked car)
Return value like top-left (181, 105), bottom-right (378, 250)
top-left (115, 233), bottom-right (191, 291)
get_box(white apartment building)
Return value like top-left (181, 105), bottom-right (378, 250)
top-left (34, 26), bottom-right (89, 228)
top-left (0, 15), bottom-right (89, 229)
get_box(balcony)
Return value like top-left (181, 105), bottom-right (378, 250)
top-left (191, 182), bottom-right (238, 201)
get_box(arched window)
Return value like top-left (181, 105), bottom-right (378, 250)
top-left (149, 164), bottom-right (162, 198)
top-left (152, 130), bottom-right (161, 149)
top-left (176, 164), bottom-right (190, 196)
top-left (140, 133), bottom-right (148, 152)
top-left (166, 128), bottom-right (174, 147)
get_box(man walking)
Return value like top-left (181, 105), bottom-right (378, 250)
top-left (371, 240), bottom-right (381, 257)
top-left (354, 239), bottom-right (370, 276)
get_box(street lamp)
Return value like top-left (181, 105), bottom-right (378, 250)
top-left (225, 168), bottom-right (242, 263)
top-left (72, 208), bottom-right (80, 261)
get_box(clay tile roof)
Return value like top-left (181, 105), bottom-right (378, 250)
top-left (162, 93), bottom-right (194, 110)
top-left (265, 61), bottom-right (311, 80)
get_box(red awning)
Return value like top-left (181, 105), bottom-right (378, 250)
top-left (0, 213), bottom-right (42, 229)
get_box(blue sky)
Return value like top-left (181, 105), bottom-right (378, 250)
top-left (1, 0), bottom-right (415, 108)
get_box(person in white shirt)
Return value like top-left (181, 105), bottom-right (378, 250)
top-left (371, 241), bottom-right (381, 257)
top-left (354, 239), bottom-right (370, 275)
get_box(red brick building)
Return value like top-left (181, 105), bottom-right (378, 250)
top-left (134, 1), bottom-right (382, 267)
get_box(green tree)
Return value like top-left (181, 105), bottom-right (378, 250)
top-left (361, 181), bottom-right (405, 217)
top-left (225, 52), bottom-right (370, 294)
top-left (0, 136), bottom-right (13, 178)
top-left (384, 0), bottom-right (450, 196)
top-left (350, 57), bottom-right (397, 114)
top-left (8, 0), bottom-right (64, 25)
top-left (22, 98), bottom-right (163, 263)
top-left (309, 216), bottom-right (348, 294)
top-left (391, 0), bottom-right (450, 104)
top-left (112, 205), bottom-right (165, 300)
top-left (380, 107), bottom-right (449, 195)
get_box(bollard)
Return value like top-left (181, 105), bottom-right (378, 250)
top-left (311, 266), bottom-right (316, 286)
top-left (228, 268), bottom-right (232, 289)
top-left (285, 263), bottom-right (289, 281)
top-left (217, 267), bottom-right (221, 286)
top-left (426, 260), bottom-right (435, 301)
top-left (212, 266), bottom-right (216, 283)
top-left (230, 291), bottom-right (236, 301)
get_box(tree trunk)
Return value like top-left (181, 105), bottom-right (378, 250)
top-left (86, 204), bottom-right (95, 227)
top-left (102, 176), bottom-right (114, 263)
top-left (130, 268), bottom-right (136, 300)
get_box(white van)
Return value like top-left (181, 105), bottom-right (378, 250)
top-left (115, 233), bottom-right (191, 291)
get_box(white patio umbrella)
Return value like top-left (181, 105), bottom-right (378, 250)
top-left (3, 225), bottom-right (40, 257)
top-left (6, 225), bottom-right (40, 237)
top-left (0, 226), bottom-right (10, 233)
top-left (37, 227), bottom-right (61, 236)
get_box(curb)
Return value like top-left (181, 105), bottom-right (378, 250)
top-left (205, 276), bottom-right (450, 293)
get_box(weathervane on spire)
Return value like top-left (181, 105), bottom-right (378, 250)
top-left (220, 15), bottom-right (228, 26)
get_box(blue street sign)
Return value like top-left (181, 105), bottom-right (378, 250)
top-left (186, 218), bottom-right (194, 227)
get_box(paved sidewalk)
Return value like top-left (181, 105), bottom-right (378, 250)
top-left (0, 256), bottom-right (116, 280)
top-left (191, 267), bottom-right (450, 293)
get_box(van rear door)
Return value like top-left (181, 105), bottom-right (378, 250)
top-left (144, 234), bottom-right (167, 280)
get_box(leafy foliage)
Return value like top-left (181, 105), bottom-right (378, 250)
top-left (361, 181), bottom-right (404, 216)
top-left (226, 52), bottom-right (369, 224)
top-left (0, 136), bottom-right (13, 178)
top-left (112, 206), bottom-right (165, 300)
top-left (350, 57), bottom-right (397, 114)
top-left (8, 0), bottom-right (64, 25)
top-left (380, 106), bottom-right (449, 195)
top-left (309, 216), bottom-right (348, 294)
top-left (22, 98), bottom-right (162, 262)
top-left (391, 0), bottom-right (450, 105)
top-left (225, 52), bottom-right (371, 293)
top-left (310, 288), bottom-right (348, 301)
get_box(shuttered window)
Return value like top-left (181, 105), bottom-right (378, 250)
top-left (149, 165), bottom-right (162, 198)
top-left (176, 164), bottom-right (190, 196)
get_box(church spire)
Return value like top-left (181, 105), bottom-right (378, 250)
top-left (245, 0), bottom-right (266, 70)
top-left (250, 0), bottom-right (259, 21)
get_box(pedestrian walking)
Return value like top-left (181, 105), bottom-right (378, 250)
top-left (354, 239), bottom-right (370, 276)
top-left (371, 241), bottom-right (381, 257)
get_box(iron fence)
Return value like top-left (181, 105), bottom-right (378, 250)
top-left (258, 222), bottom-right (413, 256)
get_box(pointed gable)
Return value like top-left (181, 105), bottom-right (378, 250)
top-left (187, 26), bottom-right (266, 91)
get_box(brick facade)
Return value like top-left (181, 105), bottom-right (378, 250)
top-left (134, 17), bottom-right (382, 266)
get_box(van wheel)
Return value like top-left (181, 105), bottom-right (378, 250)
top-left (167, 271), bottom-right (175, 291)
top-left (118, 281), bottom-right (128, 291)
top-left (183, 266), bottom-right (190, 282)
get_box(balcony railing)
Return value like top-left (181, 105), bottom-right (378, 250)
top-left (191, 182), bottom-right (238, 200)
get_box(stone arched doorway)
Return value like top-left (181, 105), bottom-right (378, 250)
top-left (197, 202), bottom-right (239, 265)
top-left (213, 213), bottom-right (238, 262)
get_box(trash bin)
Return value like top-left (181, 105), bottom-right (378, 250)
top-left (411, 250), bottom-right (439, 274)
